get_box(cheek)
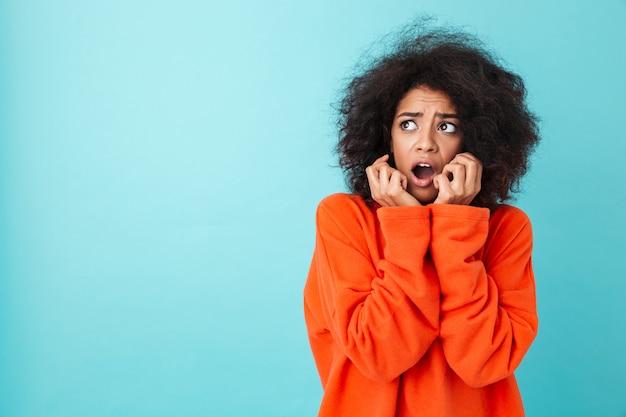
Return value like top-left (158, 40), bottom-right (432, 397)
top-left (445, 139), bottom-right (463, 160)
top-left (390, 143), bottom-right (405, 163)
top-left (456, 136), bottom-right (464, 153)
top-left (390, 134), bottom-right (399, 153)
top-left (390, 135), bottom-right (410, 155)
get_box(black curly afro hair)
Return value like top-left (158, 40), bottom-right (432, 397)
top-left (336, 21), bottom-right (540, 209)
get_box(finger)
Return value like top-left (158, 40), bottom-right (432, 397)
top-left (365, 165), bottom-right (381, 196)
top-left (452, 152), bottom-right (479, 163)
top-left (389, 170), bottom-right (406, 193)
top-left (451, 152), bottom-right (481, 169)
top-left (369, 157), bottom-right (392, 183)
top-left (474, 160), bottom-right (483, 191)
top-left (467, 162), bottom-right (482, 192)
top-left (378, 164), bottom-right (396, 185)
top-left (371, 160), bottom-right (391, 172)
top-left (450, 153), bottom-right (482, 192)
top-left (434, 172), bottom-right (453, 202)
top-left (372, 154), bottom-right (390, 165)
top-left (365, 165), bottom-right (379, 184)
top-left (371, 166), bottom-right (389, 203)
top-left (461, 159), bottom-right (478, 190)
top-left (367, 155), bottom-right (391, 176)
top-left (442, 162), bottom-right (466, 193)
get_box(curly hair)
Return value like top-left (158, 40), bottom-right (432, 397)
top-left (336, 22), bottom-right (540, 209)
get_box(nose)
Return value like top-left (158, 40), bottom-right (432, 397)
top-left (414, 127), bottom-right (437, 152)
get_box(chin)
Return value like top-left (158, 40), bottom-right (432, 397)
top-left (411, 189), bottom-right (437, 205)
top-left (416, 197), bottom-right (436, 205)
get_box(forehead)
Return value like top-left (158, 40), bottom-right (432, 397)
top-left (396, 86), bottom-right (456, 112)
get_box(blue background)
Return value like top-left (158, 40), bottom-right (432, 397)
top-left (1, 1), bottom-right (625, 416)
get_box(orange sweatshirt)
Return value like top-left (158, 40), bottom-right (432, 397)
top-left (304, 193), bottom-right (538, 417)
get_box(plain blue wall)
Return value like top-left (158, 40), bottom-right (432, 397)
top-left (1, 1), bottom-right (625, 416)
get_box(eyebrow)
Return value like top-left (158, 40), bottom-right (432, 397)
top-left (396, 112), bottom-right (460, 119)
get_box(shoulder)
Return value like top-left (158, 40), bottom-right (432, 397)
top-left (489, 204), bottom-right (532, 237)
top-left (490, 204), bottom-right (531, 225)
top-left (316, 193), bottom-right (377, 230)
top-left (319, 192), bottom-right (369, 208)
top-left (317, 193), bottom-right (372, 217)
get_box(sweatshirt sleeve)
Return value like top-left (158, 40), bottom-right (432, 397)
top-left (429, 204), bottom-right (538, 387)
top-left (312, 194), bottom-right (440, 382)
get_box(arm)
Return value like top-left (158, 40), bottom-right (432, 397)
top-left (312, 194), bottom-right (440, 382)
top-left (430, 204), bottom-right (538, 387)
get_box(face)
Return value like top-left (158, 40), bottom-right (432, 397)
top-left (390, 86), bottom-right (463, 204)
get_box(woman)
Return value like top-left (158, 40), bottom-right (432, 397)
top-left (304, 23), bottom-right (540, 417)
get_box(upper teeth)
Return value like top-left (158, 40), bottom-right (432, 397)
top-left (417, 163), bottom-right (431, 168)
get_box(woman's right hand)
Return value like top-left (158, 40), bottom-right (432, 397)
top-left (365, 155), bottom-right (421, 207)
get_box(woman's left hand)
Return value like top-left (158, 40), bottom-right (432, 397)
top-left (433, 152), bottom-right (483, 205)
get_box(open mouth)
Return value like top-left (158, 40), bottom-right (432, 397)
top-left (412, 163), bottom-right (435, 180)
top-left (410, 161), bottom-right (437, 188)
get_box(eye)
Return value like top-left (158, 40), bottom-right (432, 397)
top-left (438, 121), bottom-right (458, 133)
top-left (400, 120), bottom-right (417, 131)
